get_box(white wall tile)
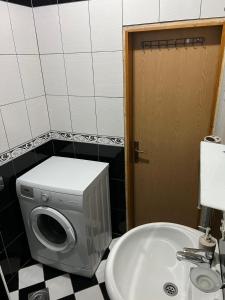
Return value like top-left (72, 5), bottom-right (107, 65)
top-left (9, 3), bottom-right (38, 54)
top-left (0, 55), bottom-right (24, 106)
top-left (59, 2), bottom-right (91, 53)
top-left (89, 0), bottom-right (122, 51)
top-left (1, 101), bottom-right (32, 148)
top-left (18, 55), bottom-right (44, 99)
top-left (34, 5), bottom-right (62, 54)
top-left (65, 53), bottom-right (94, 96)
top-left (93, 51), bottom-right (123, 97)
top-left (160, 0), bottom-right (201, 22)
top-left (0, 1), bottom-right (15, 54)
top-left (123, 0), bottom-right (159, 26)
top-left (96, 97), bottom-right (124, 137)
top-left (69, 96), bottom-right (97, 134)
top-left (201, 0), bottom-right (225, 18)
top-left (0, 112), bottom-right (9, 154)
top-left (26, 96), bottom-right (50, 138)
top-left (47, 95), bottom-right (72, 131)
top-left (41, 54), bottom-right (67, 95)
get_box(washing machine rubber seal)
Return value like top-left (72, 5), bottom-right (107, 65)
top-left (30, 206), bottom-right (76, 253)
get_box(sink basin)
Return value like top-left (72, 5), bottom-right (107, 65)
top-left (105, 223), bottom-right (222, 300)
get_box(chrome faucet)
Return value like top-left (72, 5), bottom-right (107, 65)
top-left (176, 247), bottom-right (213, 266)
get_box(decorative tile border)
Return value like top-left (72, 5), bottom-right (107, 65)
top-left (51, 131), bottom-right (124, 146)
top-left (73, 133), bottom-right (98, 144)
top-left (51, 131), bottom-right (74, 142)
top-left (0, 131), bottom-right (124, 166)
top-left (0, 132), bottom-right (52, 166)
top-left (97, 136), bottom-right (124, 146)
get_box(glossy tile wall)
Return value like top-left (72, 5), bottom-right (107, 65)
top-left (0, 0), bottom-right (225, 296)
top-left (0, 0), bottom-right (50, 157)
top-left (0, 3), bottom-right (50, 294)
top-left (1, 0), bottom-right (225, 160)
top-left (34, 0), bottom-right (124, 142)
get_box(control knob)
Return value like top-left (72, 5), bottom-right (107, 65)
top-left (41, 193), bottom-right (49, 202)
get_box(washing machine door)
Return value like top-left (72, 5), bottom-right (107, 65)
top-left (30, 207), bottom-right (76, 253)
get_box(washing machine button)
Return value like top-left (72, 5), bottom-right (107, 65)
top-left (41, 193), bottom-right (49, 202)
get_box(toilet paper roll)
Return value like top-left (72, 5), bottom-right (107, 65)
top-left (204, 135), bottom-right (221, 144)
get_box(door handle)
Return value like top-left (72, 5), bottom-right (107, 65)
top-left (135, 149), bottom-right (144, 154)
top-left (134, 141), bottom-right (144, 163)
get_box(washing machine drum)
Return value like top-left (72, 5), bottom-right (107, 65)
top-left (30, 207), bottom-right (76, 253)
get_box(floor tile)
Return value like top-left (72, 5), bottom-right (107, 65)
top-left (46, 274), bottom-right (74, 300)
top-left (9, 290), bottom-right (19, 300)
top-left (5, 238), bottom-right (119, 300)
top-left (43, 264), bottom-right (66, 281)
top-left (6, 273), bottom-right (18, 292)
top-left (22, 258), bottom-right (38, 269)
top-left (58, 295), bottom-right (76, 300)
top-left (95, 260), bottom-right (106, 284)
top-left (19, 282), bottom-right (46, 299)
top-left (75, 285), bottom-right (104, 300)
top-left (70, 273), bottom-right (98, 293)
top-left (19, 264), bottom-right (44, 289)
top-left (99, 283), bottom-right (110, 300)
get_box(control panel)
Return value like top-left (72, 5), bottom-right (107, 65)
top-left (21, 185), bottom-right (34, 198)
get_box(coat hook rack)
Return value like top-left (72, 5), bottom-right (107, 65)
top-left (141, 37), bottom-right (205, 51)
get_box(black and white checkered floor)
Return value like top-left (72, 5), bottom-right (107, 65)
top-left (8, 238), bottom-right (119, 300)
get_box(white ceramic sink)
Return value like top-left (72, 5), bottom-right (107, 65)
top-left (105, 223), bottom-right (222, 300)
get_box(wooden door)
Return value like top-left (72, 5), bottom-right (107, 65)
top-left (132, 26), bottom-right (222, 228)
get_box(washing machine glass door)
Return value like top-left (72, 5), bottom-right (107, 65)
top-left (30, 207), bottom-right (76, 252)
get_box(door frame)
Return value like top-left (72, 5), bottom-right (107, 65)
top-left (124, 18), bottom-right (225, 229)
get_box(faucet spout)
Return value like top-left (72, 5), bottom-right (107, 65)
top-left (176, 251), bottom-right (210, 266)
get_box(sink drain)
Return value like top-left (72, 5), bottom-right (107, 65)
top-left (163, 283), bottom-right (178, 297)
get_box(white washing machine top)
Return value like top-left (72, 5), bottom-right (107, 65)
top-left (17, 156), bottom-right (109, 195)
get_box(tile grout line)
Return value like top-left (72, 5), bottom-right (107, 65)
top-left (5, 0), bottom-right (40, 167)
top-left (7, 0), bottom-right (35, 145)
top-left (31, 0), bottom-right (53, 140)
top-left (0, 53), bottom-right (39, 56)
top-left (39, 49), bottom-right (123, 55)
top-left (88, 0), bottom-right (100, 159)
top-left (0, 231), bottom-right (14, 276)
top-left (45, 94), bottom-right (124, 99)
top-left (199, 0), bottom-right (203, 19)
top-left (0, 1), bottom-right (125, 163)
top-left (2, 232), bottom-right (24, 255)
top-left (0, 109), bottom-right (10, 153)
top-left (56, 0), bottom-right (77, 156)
top-left (159, 0), bottom-right (161, 22)
top-left (0, 49), bottom-right (123, 55)
top-left (0, 94), bottom-right (46, 109)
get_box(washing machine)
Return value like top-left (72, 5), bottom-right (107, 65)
top-left (16, 156), bottom-right (112, 277)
